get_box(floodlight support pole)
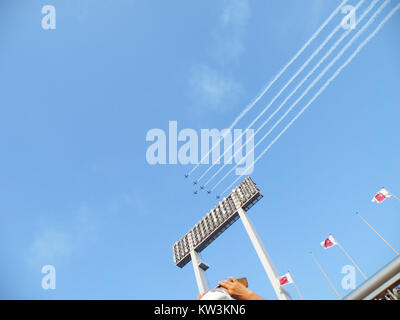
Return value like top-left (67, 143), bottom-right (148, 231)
top-left (190, 250), bottom-right (209, 294)
top-left (236, 207), bottom-right (292, 300)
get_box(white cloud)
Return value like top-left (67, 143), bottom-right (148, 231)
top-left (74, 203), bottom-right (98, 246)
top-left (107, 191), bottom-right (147, 217)
top-left (214, 0), bottom-right (251, 63)
top-left (27, 229), bottom-right (71, 267)
top-left (26, 204), bottom-right (98, 268)
top-left (188, 64), bottom-right (243, 112)
top-left (221, 0), bottom-right (250, 26)
top-left (187, 0), bottom-right (250, 113)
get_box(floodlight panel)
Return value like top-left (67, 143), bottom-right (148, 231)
top-left (173, 177), bottom-right (263, 268)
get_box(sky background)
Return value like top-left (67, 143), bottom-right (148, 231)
top-left (0, 0), bottom-right (399, 300)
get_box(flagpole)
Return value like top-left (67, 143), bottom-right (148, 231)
top-left (335, 239), bottom-right (368, 281)
top-left (288, 271), bottom-right (303, 300)
top-left (388, 190), bottom-right (400, 203)
top-left (293, 281), bottom-right (303, 300)
top-left (309, 251), bottom-right (342, 299)
top-left (355, 212), bottom-right (399, 256)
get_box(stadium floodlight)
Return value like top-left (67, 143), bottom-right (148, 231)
top-left (172, 177), bottom-right (262, 268)
top-left (172, 177), bottom-right (292, 300)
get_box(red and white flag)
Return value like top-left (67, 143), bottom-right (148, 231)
top-left (372, 188), bottom-right (391, 203)
top-left (279, 273), bottom-right (293, 286)
top-left (321, 235), bottom-right (337, 249)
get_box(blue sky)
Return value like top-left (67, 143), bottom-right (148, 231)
top-left (0, 0), bottom-right (399, 300)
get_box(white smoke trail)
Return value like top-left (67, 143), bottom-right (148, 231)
top-left (216, 1), bottom-right (398, 196)
top-left (187, 0), bottom-right (349, 178)
top-left (201, 0), bottom-right (376, 188)
top-left (194, 0), bottom-right (357, 184)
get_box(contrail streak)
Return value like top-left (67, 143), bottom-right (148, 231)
top-left (216, 0), bottom-right (397, 196)
top-left (194, 0), bottom-right (356, 185)
top-left (187, 0), bottom-right (349, 178)
top-left (203, 0), bottom-right (379, 189)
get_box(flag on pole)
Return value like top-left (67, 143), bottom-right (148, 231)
top-left (371, 188), bottom-right (391, 203)
top-left (321, 235), bottom-right (337, 249)
top-left (279, 273), bottom-right (294, 286)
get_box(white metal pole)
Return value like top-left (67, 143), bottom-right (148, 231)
top-left (190, 250), bottom-right (209, 294)
top-left (288, 271), bottom-right (304, 300)
top-left (235, 206), bottom-right (291, 300)
top-left (356, 212), bottom-right (399, 256)
top-left (310, 251), bottom-right (342, 299)
top-left (389, 191), bottom-right (400, 203)
top-left (293, 281), bottom-right (303, 300)
top-left (336, 241), bottom-right (368, 280)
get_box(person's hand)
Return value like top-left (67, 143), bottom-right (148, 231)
top-left (197, 292), bottom-right (206, 300)
top-left (218, 277), bottom-right (264, 300)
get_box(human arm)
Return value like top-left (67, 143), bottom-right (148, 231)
top-left (218, 277), bottom-right (264, 300)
